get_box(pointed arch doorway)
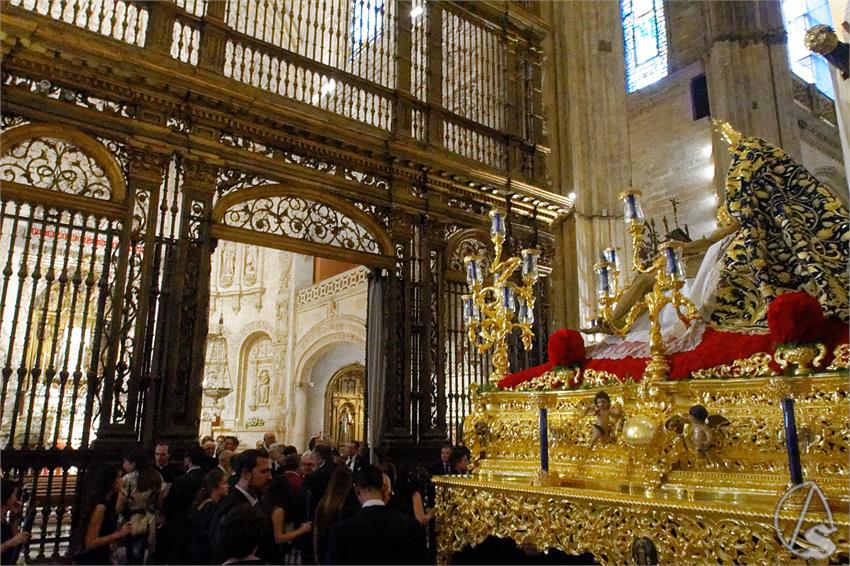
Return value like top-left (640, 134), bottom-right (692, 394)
top-left (324, 363), bottom-right (365, 447)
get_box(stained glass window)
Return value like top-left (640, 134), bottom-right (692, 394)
top-left (351, 0), bottom-right (384, 48)
top-left (781, 0), bottom-right (835, 100)
top-left (621, 0), bottom-right (668, 92)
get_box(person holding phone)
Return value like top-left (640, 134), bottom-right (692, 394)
top-left (1, 479), bottom-right (30, 565)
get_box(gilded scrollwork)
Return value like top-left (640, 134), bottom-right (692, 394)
top-left (221, 196), bottom-right (380, 254)
top-left (468, 375), bottom-right (849, 487)
top-left (434, 479), bottom-right (844, 565)
top-left (827, 343), bottom-right (849, 370)
top-left (690, 352), bottom-right (776, 379)
top-left (0, 137), bottom-right (113, 200)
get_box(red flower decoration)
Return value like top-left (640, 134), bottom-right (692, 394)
top-left (547, 329), bottom-right (586, 366)
top-left (767, 291), bottom-right (824, 345)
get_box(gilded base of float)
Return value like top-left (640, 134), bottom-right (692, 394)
top-left (435, 372), bottom-right (849, 564)
top-left (434, 475), bottom-right (848, 565)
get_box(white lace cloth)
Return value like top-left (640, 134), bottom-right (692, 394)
top-left (587, 235), bottom-right (733, 360)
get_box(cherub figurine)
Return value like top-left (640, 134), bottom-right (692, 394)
top-left (666, 404), bottom-right (729, 467)
top-left (586, 391), bottom-right (623, 449)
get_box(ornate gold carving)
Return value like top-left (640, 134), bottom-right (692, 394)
top-left (466, 375), bottom-right (848, 485)
top-left (434, 478), bottom-right (847, 565)
top-left (827, 343), bottom-right (849, 370)
top-left (582, 368), bottom-right (621, 387)
top-left (690, 352), bottom-right (775, 379)
top-left (511, 366), bottom-right (578, 391)
top-left (805, 24), bottom-right (839, 55)
top-left (774, 343), bottom-right (827, 376)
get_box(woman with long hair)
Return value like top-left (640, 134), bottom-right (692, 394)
top-left (259, 474), bottom-right (312, 564)
top-left (313, 465), bottom-right (358, 565)
top-left (73, 466), bottom-right (132, 564)
top-left (116, 448), bottom-right (162, 564)
top-left (188, 468), bottom-right (229, 564)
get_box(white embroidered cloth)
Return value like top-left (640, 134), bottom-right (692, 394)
top-left (587, 235), bottom-right (733, 360)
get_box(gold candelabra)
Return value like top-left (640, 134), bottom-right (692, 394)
top-left (463, 209), bottom-right (540, 385)
top-left (595, 190), bottom-right (700, 381)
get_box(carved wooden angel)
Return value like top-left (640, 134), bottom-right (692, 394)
top-left (586, 391), bottom-right (624, 449)
top-left (664, 404), bottom-right (729, 467)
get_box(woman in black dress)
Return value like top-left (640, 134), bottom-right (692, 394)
top-left (188, 468), bottom-right (229, 564)
top-left (74, 466), bottom-right (132, 564)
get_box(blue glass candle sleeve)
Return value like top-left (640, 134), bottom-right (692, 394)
top-left (539, 407), bottom-right (549, 472)
top-left (781, 397), bottom-right (804, 485)
top-left (664, 246), bottom-right (679, 277)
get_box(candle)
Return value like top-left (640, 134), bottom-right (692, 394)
top-left (518, 297), bottom-right (534, 324)
top-left (463, 256), bottom-right (483, 286)
top-left (602, 247), bottom-right (619, 271)
top-left (521, 248), bottom-right (540, 280)
top-left (662, 244), bottom-right (685, 280)
top-left (489, 209), bottom-right (506, 238)
top-left (462, 294), bottom-right (475, 325)
top-left (502, 285), bottom-right (516, 313)
top-left (595, 262), bottom-right (612, 299)
top-left (539, 407), bottom-right (549, 472)
top-left (781, 398), bottom-right (804, 485)
top-left (620, 191), bottom-right (644, 225)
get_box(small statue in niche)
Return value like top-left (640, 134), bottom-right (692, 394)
top-left (244, 246), bottom-right (258, 285)
top-left (586, 391), bottom-right (623, 449)
top-left (665, 404), bottom-right (729, 468)
top-left (220, 242), bottom-right (235, 287)
top-left (255, 369), bottom-right (271, 407)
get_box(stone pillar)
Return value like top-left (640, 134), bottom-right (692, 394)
top-left (704, 1), bottom-right (802, 176)
top-left (540, 0), bottom-right (631, 330)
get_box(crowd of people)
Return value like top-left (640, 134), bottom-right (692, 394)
top-left (0, 433), bottom-right (473, 565)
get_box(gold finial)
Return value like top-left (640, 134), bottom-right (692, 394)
top-left (710, 118), bottom-right (742, 148)
top-left (805, 24), bottom-right (839, 55)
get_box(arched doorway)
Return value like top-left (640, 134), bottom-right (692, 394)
top-left (323, 363), bottom-right (365, 447)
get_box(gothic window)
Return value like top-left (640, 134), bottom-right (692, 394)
top-left (621, 0), bottom-right (668, 92)
top-left (781, 0), bottom-right (835, 99)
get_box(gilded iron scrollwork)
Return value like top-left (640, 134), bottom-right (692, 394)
top-left (0, 136), bottom-right (113, 200)
top-left (221, 196), bottom-right (381, 254)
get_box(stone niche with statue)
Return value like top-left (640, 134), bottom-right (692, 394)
top-left (434, 123), bottom-right (850, 565)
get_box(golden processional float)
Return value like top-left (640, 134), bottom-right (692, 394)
top-left (433, 121), bottom-right (850, 565)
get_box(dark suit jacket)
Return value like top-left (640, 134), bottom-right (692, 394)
top-left (302, 462), bottom-right (333, 520)
top-left (345, 455), bottom-right (365, 474)
top-left (325, 505), bottom-right (428, 565)
top-left (428, 460), bottom-right (452, 476)
top-left (156, 462), bottom-right (184, 484)
top-left (208, 488), bottom-right (259, 563)
top-left (162, 466), bottom-right (205, 564)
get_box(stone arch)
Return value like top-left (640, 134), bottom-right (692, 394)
top-left (211, 184), bottom-right (394, 267)
top-left (293, 314), bottom-right (367, 388)
top-left (236, 330), bottom-right (274, 421)
top-left (323, 363), bottom-right (366, 447)
top-left (0, 122), bottom-right (127, 205)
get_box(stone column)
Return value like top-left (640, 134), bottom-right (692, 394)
top-left (704, 1), bottom-right (802, 176)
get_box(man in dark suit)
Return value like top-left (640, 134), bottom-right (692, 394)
top-left (344, 441), bottom-right (365, 474)
top-left (162, 445), bottom-right (208, 564)
top-left (303, 443), bottom-right (334, 521)
top-left (153, 441), bottom-right (184, 484)
top-left (209, 449), bottom-right (273, 563)
top-left (325, 465), bottom-right (428, 565)
top-left (428, 442), bottom-right (453, 476)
